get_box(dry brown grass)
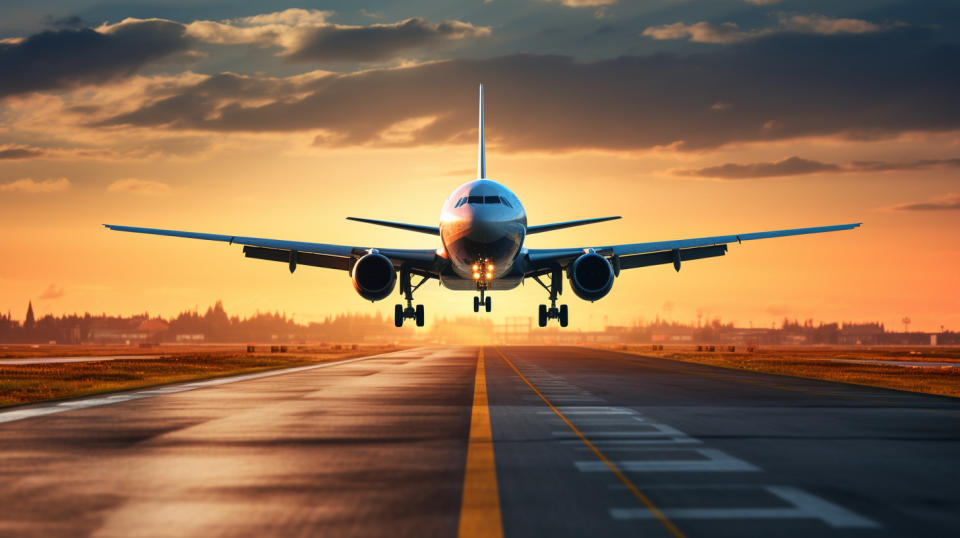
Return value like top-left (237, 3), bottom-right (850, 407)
top-left (0, 346), bottom-right (399, 407)
top-left (600, 345), bottom-right (960, 398)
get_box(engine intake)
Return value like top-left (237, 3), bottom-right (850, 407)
top-left (568, 252), bottom-right (614, 301)
top-left (352, 251), bottom-right (396, 301)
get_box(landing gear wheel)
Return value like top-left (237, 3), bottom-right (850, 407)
top-left (559, 304), bottom-right (569, 327)
top-left (485, 296), bottom-right (492, 312)
top-left (473, 296), bottom-right (480, 313)
top-left (415, 304), bottom-right (425, 327)
top-left (394, 304), bottom-right (404, 327)
top-left (538, 304), bottom-right (547, 327)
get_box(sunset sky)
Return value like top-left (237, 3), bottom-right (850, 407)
top-left (1, 0), bottom-right (958, 332)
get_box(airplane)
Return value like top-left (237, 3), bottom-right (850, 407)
top-left (105, 85), bottom-right (861, 328)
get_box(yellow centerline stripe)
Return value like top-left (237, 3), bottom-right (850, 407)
top-left (459, 348), bottom-right (504, 538)
top-left (493, 347), bottom-right (686, 538)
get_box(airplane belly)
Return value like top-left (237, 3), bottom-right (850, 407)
top-left (440, 272), bottom-right (523, 290)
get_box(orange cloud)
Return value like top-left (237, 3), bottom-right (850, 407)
top-left (0, 177), bottom-right (70, 193)
top-left (106, 178), bottom-right (172, 196)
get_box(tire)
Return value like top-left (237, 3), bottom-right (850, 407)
top-left (415, 304), bottom-right (425, 327)
top-left (473, 296), bottom-right (479, 312)
top-left (394, 304), bottom-right (403, 327)
top-left (559, 304), bottom-right (569, 327)
top-left (538, 304), bottom-right (547, 327)
top-left (485, 296), bottom-right (492, 312)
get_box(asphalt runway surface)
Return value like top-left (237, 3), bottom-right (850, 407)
top-left (0, 346), bottom-right (957, 537)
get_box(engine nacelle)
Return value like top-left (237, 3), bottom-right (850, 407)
top-left (568, 251), bottom-right (614, 301)
top-left (352, 251), bottom-right (396, 301)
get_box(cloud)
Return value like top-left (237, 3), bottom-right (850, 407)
top-left (106, 178), bottom-right (172, 195)
top-left (643, 22), bottom-right (771, 44)
top-left (889, 193), bottom-right (960, 211)
top-left (38, 284), bottom-right (65, 300)
top-left (0, 11), bottom-right (487, 100)
top-left (782, 14), bottom-right (892, 35)
top-left (287, 18), bottom-right (491, 63)
top-left (675, 157), bottom-right (840, 179)
top-left (745, 0), bottom-right (781, 5)
top-left (178, 9), bottom-right (489, 63)
top-left (0, 145), bottom-right (45, 159)
top-left (675, 157), bottom-right (960, 179)
top-left (0, 177), bottom-right (70, 192)
top-left (540, 0), bottom-right (618, 6)
top-left (643, 14), bottom-right (900, 44)
top-left (94, 30), bottom-right (960, 152)
top-left (0, 19), bottom-right (190, 98)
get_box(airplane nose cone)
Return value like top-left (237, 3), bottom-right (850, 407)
top-left (467, 209), bottom-right (509, 242)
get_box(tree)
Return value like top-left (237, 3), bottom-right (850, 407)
top-left (24, 301), bottom-right (35, 330)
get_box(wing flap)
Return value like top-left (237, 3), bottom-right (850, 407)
top-left (243, 246), bottom-right (351, 271)
top-left (619, 244), bottom-right (727, 270)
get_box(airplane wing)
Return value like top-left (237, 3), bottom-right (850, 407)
top-left (103, 224), bottom-right (439, 274)
top-left (345, 217), bottom-right (440, 235)
top-left (525, 223), bottom-right (861, 273)
top-left (527, 216), bottom-right (621, 234)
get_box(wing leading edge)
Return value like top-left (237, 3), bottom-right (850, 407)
top-left (526, 222), bottom-right (861, 271)
top-left (103, 224), bottom-right (438, 272)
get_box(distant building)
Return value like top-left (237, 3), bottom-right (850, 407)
top-left (840, 322), bottom-right (884, 345)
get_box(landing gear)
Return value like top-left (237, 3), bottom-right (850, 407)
top-left (395, 264), bottom-right (428, 327)
top-left (533, 264), bottom-right (569, 327)
top-left (473, 288), bottom-right (492, 313)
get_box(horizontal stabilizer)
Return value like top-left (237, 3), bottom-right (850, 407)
top-left (346, 217), bottom-right (440, 236)
top-left (527, 216), bottom-right (621, 234)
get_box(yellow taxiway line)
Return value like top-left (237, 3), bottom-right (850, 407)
top-left (458, 348), bottom-right (504, 538)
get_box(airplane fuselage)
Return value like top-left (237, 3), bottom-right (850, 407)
top-left (439, 179), bottom-right (526, 290)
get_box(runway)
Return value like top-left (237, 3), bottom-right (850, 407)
top-left (0, 354), bottom-right (162, 365)
top-left (0, 346), bottom-right (957, 537)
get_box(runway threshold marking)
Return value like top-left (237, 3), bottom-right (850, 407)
top-left (493, 347), bottom-right (686, 538)
top-left (458, 348), bottom-right (504, 538)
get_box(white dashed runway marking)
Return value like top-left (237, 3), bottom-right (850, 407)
top-left (610, 486), bottom-right (880, 529)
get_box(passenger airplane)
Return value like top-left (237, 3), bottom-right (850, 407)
top-left (106, 85), bottom-right (860, 328)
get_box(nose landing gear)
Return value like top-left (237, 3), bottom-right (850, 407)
top-left (533, 264), bottom-right (568, 327)
top-left (473, 289), bottom-right (492, 312)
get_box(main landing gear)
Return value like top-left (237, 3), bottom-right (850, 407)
top-left (473, 288), bottom-right (492, 313)
top-left (532, 264), bottom-right (568, 327)
top-left (395, 265), bottom-right (427, 327)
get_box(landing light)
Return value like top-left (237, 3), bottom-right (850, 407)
top-left (485, 272), bottom-right (493, 279)
top-left (487, 264), bottom-right (494, 271)
top-left (473, 272), bottom-right (481, 279)
top-left (472, 264), bottom-right (479, 271)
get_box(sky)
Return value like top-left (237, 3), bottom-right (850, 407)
top-left (1, 0), bottom-right (958, 332)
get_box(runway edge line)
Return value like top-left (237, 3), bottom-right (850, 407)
top-left (493, 347), bottom-right (686, 538)
top-left (458, 348), bottom-right (504, 538)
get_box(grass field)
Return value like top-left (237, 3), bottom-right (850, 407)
top-left (603, 345), bottom-right (960, 398)
top-left (0, 345), bottom-right (400, 407)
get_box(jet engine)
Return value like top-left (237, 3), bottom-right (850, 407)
top-left (352, 251), bottom-right (396, 301)
top-left (568, 251), bottom-right (614, 301)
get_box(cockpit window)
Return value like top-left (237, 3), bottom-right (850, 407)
top-left (484, 196), bottom-right (500, 204)
top-left (468, 195), bottom-right (484, 204)
top-left (455, 197), bottom-right (467, 208)
top-left (500, 197), bottom-right (512, 208)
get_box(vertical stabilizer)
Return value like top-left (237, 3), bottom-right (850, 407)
top-left (477, 84), bottom-right (486, 179)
